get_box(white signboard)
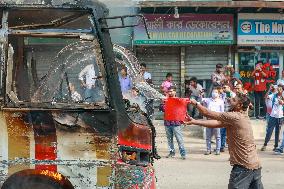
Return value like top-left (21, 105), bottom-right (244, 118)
top-left (238, 14), bottom-right (284, 45)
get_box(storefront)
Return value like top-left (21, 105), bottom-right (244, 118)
top-left (237, 13), bottom-right (284, 116)
top-left (237, 14), bottom-right (284, 89)
top-left (134, 13), bottom-right (234, 97)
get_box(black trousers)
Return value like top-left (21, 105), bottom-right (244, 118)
top-left (254, 91), bottom-right (265, 118)
top-left (228, 165), bottom-right (263, 189)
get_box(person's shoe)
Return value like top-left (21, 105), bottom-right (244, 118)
top-left (204, 151), bottom-right (211, 155)
top-left (256, 116), bottom-right (260, 119)
top-left (273, 147), bottom-right (277, 152)
top-left (274, 148), bottom-right (283, 155)
top-left (166, 152), bottom-right (175, 158)
top-left (181, 156), bottom-right (186, 160)
top-left (260, 146), bottom-right (266, 151)
top-left (215, 151), bottom-right (220, 155)
top-left (220, 148), bottom-right (225, 152)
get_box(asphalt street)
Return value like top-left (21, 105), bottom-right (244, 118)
top-left (153, 121), bottom-right (284, 189)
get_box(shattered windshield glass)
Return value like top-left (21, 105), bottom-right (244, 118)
top-left (31, 40), bottom-right (107, 105)
top-left (6, 37), bottom-right (108, 108)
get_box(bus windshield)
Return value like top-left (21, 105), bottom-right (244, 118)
top-left (6, 38), bottom-right (108, 109)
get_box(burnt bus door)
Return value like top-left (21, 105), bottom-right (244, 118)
top-left (92, 8), bottom-right (157, 188)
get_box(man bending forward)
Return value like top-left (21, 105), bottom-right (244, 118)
top-left (186, 93), bottom-right (263, 189)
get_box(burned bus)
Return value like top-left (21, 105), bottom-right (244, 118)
top-left (0, 1), bottom-right (158, 189)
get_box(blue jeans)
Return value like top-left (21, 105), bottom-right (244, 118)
top-left (279, 131), bottom-right (284, 149)
top-left (220, 128), bottom-right (226, 149)
top-left (265, 114), bottom-right (270, 133)
top-left (264, 116), bottom-right (281, 148)
top-left (206, 128), bottom-right (221, 152)
top-left (165, 125), bottom-right (186, 157)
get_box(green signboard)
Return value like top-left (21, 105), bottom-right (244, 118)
top-left (134, 14), bottom-right (234, 45)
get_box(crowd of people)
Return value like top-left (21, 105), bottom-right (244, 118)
top-left (118, 60), bottom-right (284, 159)
top-left (116, 60), bottom-right (284, 188)
top-left (157, 60), bottom-right (284, 161)
top-left (159, 63), bottom-right (265, 188)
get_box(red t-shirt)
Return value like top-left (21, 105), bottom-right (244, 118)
top-left (253, 69), bottom-right (268, 92)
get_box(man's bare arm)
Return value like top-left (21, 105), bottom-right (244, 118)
top-left (191, 99), bottom-right (222, 120)
top-left (185, 119), bottom-right (223, 128)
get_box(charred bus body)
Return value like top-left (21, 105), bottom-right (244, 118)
top-left (0, 2), bottom-right (157, 189)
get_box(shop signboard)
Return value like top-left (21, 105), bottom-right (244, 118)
top-left (238, 14), bottom-right (284, 45)
top-left (134, 14), bottom-right (234, 45)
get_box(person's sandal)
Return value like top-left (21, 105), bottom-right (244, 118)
top-left (204, 151), bottom-right (211, 155)
top-left (260, 146), bottom-right (266, 151)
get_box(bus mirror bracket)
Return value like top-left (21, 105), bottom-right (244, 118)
top-left (100, 14), bottom-right (150, 39)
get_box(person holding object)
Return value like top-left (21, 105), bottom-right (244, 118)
top-left (261, 85), bottom-right (284, 152)
top-left (251, 60), bottom-right (268, 119)
top-left (184, 94), bottom-right (263, 189)
top-left (160, 86), bottom-right (186, 160)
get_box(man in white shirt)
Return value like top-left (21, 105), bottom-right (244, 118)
top-left (261, 85), bottom-right (284, 151)
top-left (140, 63), bottom-right (152, 84)
top-left (140, 63), bottom-right (154, 118)
top-left (79, 64), bottom-right (100, 102)
top-left (277, 70), bottom-right (284, 86)
top-left (186, 77), bottom-right (204, 118)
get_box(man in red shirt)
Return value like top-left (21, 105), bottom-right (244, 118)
top-left (251, 60), bottom-right (268, 119)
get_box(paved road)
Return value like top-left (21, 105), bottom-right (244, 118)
top-left (153, 121), bottom-right (284, 189)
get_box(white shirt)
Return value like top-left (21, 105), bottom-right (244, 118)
top-left (78, 64), bottom-right (96, 89)
top-left (268, 94), bottom-right (284, 118)
top-left (71, 91), bottom-right (82, 102)
top-left (202, 98), bottom-right (224, 113)
top-left (277, 78), bottom-right (284, 86)
top-left (143, 72), bottom-right (151, 80)
top-left (189, 84), bottom-right (203, 97)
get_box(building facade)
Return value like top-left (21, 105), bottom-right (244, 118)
top-left (133, 1), bottom-right (284, 99)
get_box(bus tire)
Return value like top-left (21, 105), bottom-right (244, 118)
top-left (1, 175), bottom-right (67, 189)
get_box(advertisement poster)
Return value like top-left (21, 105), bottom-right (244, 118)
top-left (134, 14), bottom-right (234, 45)
top-left (238, 13), bottom-right (284, 45)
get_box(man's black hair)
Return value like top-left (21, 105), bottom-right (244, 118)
top-left (256, 60), bottom-right (263, 64)
top-left (121, 65), bottom-right (127, 72)
top-left (237, 93), bottom-right (251, 111)
top-left (140, 63), bottom-right (147, 68)
top-left (216, 63), bottom-right (223, 68)
top-left (189, 77), bottom-right (197, 83)
top-left (168, 86), bottom-right (176, 91)
top-left (166, 73), bottom-right (173, 78)
top-left (132, 86), bottom-right (139, 93)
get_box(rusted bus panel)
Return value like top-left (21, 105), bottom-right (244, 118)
top-left (3, 111), bottom-right (32, 174)
top-left (97, 165), bottom-right (112, 187)
top-left (0, 110), bottom-right (116, 188)
top-left (114, 163), bottom-right (156, 189)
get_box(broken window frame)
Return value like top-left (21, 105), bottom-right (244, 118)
top-left (1, 8), bottom-right (110, 110)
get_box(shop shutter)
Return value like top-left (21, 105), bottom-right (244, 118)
top-left (136, 46), bottom-right (181, 96)
top-left (185, 46), bottom-right (228, 94)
